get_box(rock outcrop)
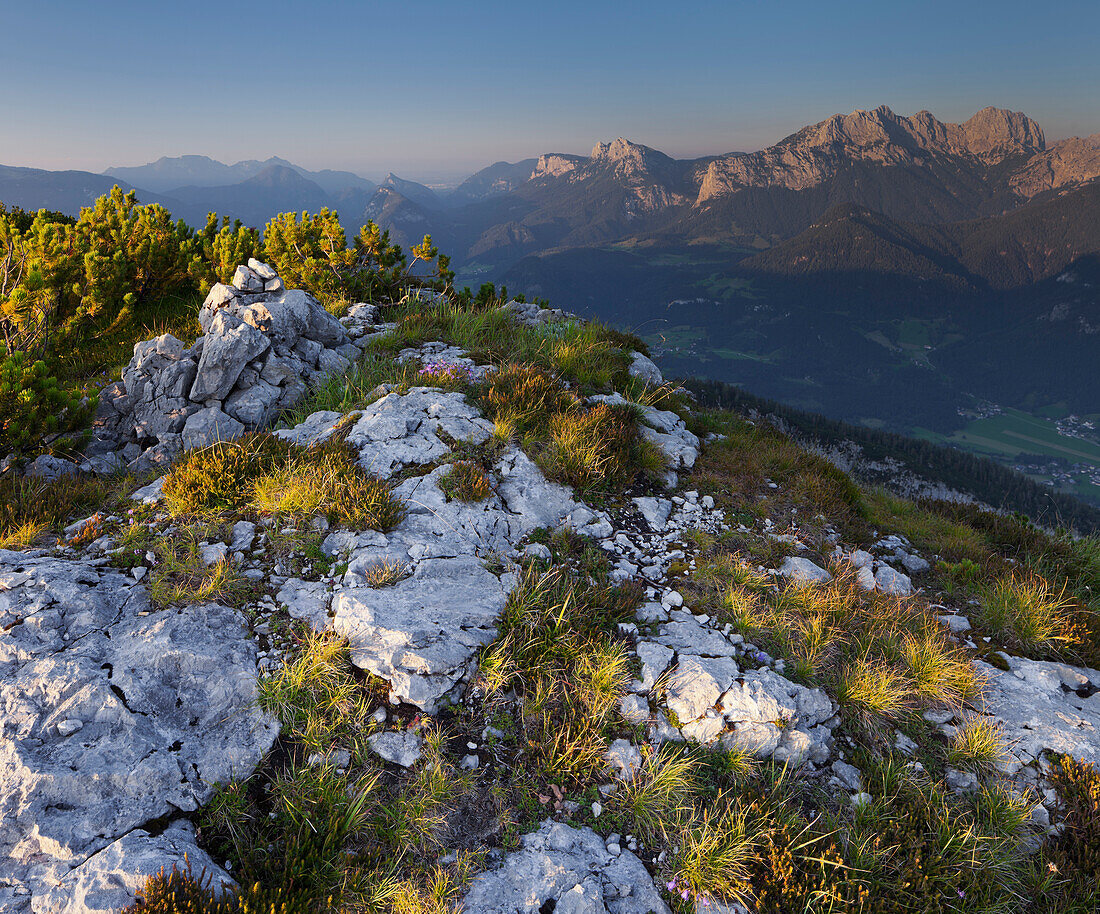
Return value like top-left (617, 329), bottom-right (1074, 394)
top-left (90, 259), bottom-right (367, 474)
top-left (0, 551), bottom-right (277, 913)
top-left (463, 821), bottom-right (670, 914)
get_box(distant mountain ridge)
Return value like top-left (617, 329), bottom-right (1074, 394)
top-left (6, 105), bottom-right (1100, 284)
top-left (105, 154), bottom-right (376, 196)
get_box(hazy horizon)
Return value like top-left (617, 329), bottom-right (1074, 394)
top-left (2, 0), bottom-right (1099, 183)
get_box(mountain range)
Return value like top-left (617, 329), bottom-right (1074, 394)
top-left (4, 106), bottom-right (1100, 505)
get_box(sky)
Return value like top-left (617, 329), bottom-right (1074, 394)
top-left (2, 0), bottom-right (1099, 183)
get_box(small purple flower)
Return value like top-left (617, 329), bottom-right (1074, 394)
top-left (957, 889), bottom-right (965, 898)
top-left (681, 889), bottom-right (690, 901)
top-left (666, 880), bottom-right (677, 891)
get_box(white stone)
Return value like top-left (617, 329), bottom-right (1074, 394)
top-left (620, 693), bottom-right (650, 725)
top-left (874, 564), bottom-right (913, 596)
top-left (200, 542), bottom-right (229, 566)
top-left (367, 730), bottom-right (424, 768)
top-left (627, 351), bottom-right (664, 386)
top-left (779, 556), bottom-right (832, 584)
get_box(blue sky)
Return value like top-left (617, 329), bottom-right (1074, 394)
top-left (2, 0), bottom-right (1098, 181)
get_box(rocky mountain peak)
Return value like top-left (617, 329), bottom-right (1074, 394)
top-left (590, 137), bottom-right (652, 163)
top-left (959, 106), bottom-right (1045, 157)
top-left (791, 105), bottom-right (1043, 160)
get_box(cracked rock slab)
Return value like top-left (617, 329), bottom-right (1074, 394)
top-left (333, 554), bottom-right (509, 710)
top-left (324, 396), bottom-right (581, 710)
top-left (342, 388), bottom-right (494, 478)
top-left (35, 820), bottom-right (233, 914)
top-left (462, 821), bottom-right (670, 914)
top-left (977, 655), bottom-right (1100, 767)
top-left (0, 552), bottom-right (277, 913)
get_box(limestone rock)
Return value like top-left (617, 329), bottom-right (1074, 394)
top-left (628, 351), bottom-right (664, 386)
top-left (274, 409), bottom-right (343, 447)
top-left (342, 388), bottom-right (494, 478)
top-left (633, 496), bottom-right (672, 531)
top-left (189, 311), bottom-right (271, 402)
top-left (666, 655), bottom-right (740, 722)
top-left (35, 820), bottom-right (234, 914)
top-left (0, 553), bottom-right (277, 911)
top-left (874, 564), bottom-right (913, 596)
top-left (223, 379), bottom-right (281, 430)
top-left (181, 406), bottom-right (245, 450)
top-left (779, 556), bottom-right (832, 584)
top-left (367, 730), bottom-right (424, 768)
top-left (977, 655), bottom-right (1100, 766)
top-left (25, 455), bottom-right (79, 482)
top-left (276, 578), bottom-right (332, 633)
top-left (462, 821), bottom-right (670, 914)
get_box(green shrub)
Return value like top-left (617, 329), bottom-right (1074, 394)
top-left (262, 210), bottom-right (448, 306)
top-left (0, 350), bottom-right (86, 454)
top-left (190, 214), bottom-right (262, 292)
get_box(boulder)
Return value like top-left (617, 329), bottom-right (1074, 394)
top-left (0, 553), bottom-right (277, 911)
top-left (628, 350), bottom-right (664, 386)
top-left (779, 556), bottom-right (832, 584)
top-left (366, 730), bottom-right (424, 768)
top-left (25, 455), bottom-right (79, 482)
top-left (181, 406), bottom-right (245, 450)
top-left (223, 380), bottom-right (282, 430)
top-left (189, 311), bottom-right (271, 402)
top-left (35, 820), bottom-right (234, 914)
top-left (874, 564), bottom-right (913, 596)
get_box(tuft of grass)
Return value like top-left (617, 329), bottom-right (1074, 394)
top-left (438, 460), bottom-right (493, 502)
top-left (948, 715), bottom-right (1009, 773)
top-left (147, 530), bottom-right (256, 609)
top-left (477, 567), bottom-right (639, 784)
top-left (0, 473), bottom-right (115, 548)
top-left (251, 440), bottom-right (405, 531)
top-left (616, 745), bottom-right (698, 841)
top-left (834, 656), bottom-right (915, 726)
top-left (257, 627), bottom-right (377, 756)
top-left (901, 629), bottom-right (980, 709)
top-left (540, 402), bottom-right (664, 493)
top-left (710, 567), bottom-right (979, 732)
top-left (977, 573), bottom-right (1082, 657)
top-left (479, 363), bottom-right (578, 438)
top-left (164, 434), bottom-right (404, 531)
top-left (361, 556), bottom-right (411, 588)
top-left (666, 800), bottom-right (757, 909)
top-left (163, 433), bottom-right (292, 516)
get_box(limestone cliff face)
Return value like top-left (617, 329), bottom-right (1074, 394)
top-left (1010, 133), bottom-right (1100, 196)
top-left (695, 105), bottom-right (1048, 204)
top-left (530, 153), bottom-right (583, 180)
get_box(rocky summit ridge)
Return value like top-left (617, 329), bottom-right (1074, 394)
top-left (2, 262), bottom-right (1100, 912)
